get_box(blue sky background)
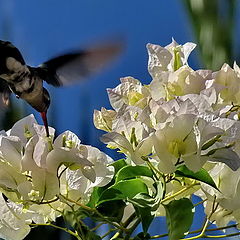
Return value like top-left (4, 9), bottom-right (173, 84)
top-left (0, 1), bottom-right (239, 239)
top-left (0, 0), bottom-right (196, 150)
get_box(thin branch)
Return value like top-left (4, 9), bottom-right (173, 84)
top-left (110, 213), bottom-right (137, 239)
top-left (193, 198), bottom-right (207, 207)
top-left (90, 222), bottom-right (104, 232)
top-left (60, 194), bottom-right (127, 231)
top-left (101, 227), bottom-right (118, 239)
top-left (151, 224), bottom-right (239, 239)
top-left (204, 231), bottom-right (240, 238)
top-left (29, 223), bottom-right (81, 240)
top-left (160, 182), bottom-right (199, 203)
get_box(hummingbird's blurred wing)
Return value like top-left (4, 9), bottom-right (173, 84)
top-left (0, 78), bottom-right (11, 107)
top-left (37, 41), bottom-right (123, 87)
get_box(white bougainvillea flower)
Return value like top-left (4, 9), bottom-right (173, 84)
top-left (46, 131), bottom-right (94, 174)
top-left (196, 163), bottom-right (240, 226)
top-left (0, 113), bottom-right (117, 240)
top-left (27, 202), bottom-right (63, 224)
top-left (0, 161), bottom-right (29, 201)
top-left (45, 130), bottom-right (115, 201)
top-left (21, 135), bottom-right (59, 201)
top-left (149, 66), bottom-right (212, 101)
top-left (178, 87), bottom-right (217, 114)
top-left (0, 135), bottom-right (22, 170)
top-left (197, 115), bottom-right (240, 170)
top-left (0, 193), bottom-right (31, 240)
top-left (147, 89), bottom-right (240, 171)
top-left (165, 66), bottom-right (211, 100)
top-left (107, 77), bottom-right (150, 111)
top-left (101, 131), bottom-right (153, 165)
top-left (93, 107), bottom-right (117, 132)
top-left (0, 114), bottom-right (115, 204)
top-left (66, 145), bottom-right (115, 202)
top-left (147, 39), bottom-right (196, 78)
top-left (204, 201), bottom-right (235, 228)
top-left (0, 193), bottom-right (64, 240)
top-left (210, 63), bottom-right (240, 106)
top-left (149, 96), bottom-right (201, 130)
top-left (152, 114), bottom-right (199, 173)
top-left (8, 115), bottom-right (55, 146)
top-left (112, 109), bottom-right (150, 142)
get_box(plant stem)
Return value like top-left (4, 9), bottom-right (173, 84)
top-left (150, 222), bottom-right (238, 239)
top-left (26, 197), bottom-right (59, 205)
top-left (91, 222), bottom-right (104, 231)
top-left (124, 218), bottom-right (141, 240)
top-left (60, 194), bottom-right (126, 231)
top-left (60, 194), bottom-right (95, 212)
top-left (183, 197), bottom-right (220, 240)
top-left (193, 198), bottom-right (207, 207)
top-left (101, 228), bottom-right (118, 239)
top-left (160, 182), bottom-right (199, 203)
top-left (29, 223), bottom-right (81, 240)
top-left (203, 232), bottom-right (240, 238)
top-left (184, 218), bottom-right (209, 240)
top-left (144, 157), bottom-right (162, 180)
top-left (110, 212), bottom-right (137, 239)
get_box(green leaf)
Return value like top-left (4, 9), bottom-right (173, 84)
top-left (87, 187), bottom-right (104, 208)
top-left (130, 181), bottom-right (163, 209)
top-left (153, 181), bottom-right (164, 204)
top-left (79, 225), bottom-right (102, 240)
top-left (97, 188), bottom-right (125, 203)
top-left (164, 198), bottom-right (194, 240)
top-left (98, 179), bottom-right (148, 205)
top-left (137, 206), bottom-right (154, 234)
top-left (111, 159), bottom-right (128, 173)
top-left (87, 159), bottom-right (128, 208)
top-left (130, 193), bottom-right (156, 208)
top-left (112, 179), bottom-right (149, 199)
top-left (115, 165), bottom-right (153, 182)
top-left (97, 200), bottom-right (126, 222)
top-left (64, 213), bottom-right (101, 239)
top-left (175, 165), bottom-right (218, 189)
top-left (130, 182), bottom-right (164, 233)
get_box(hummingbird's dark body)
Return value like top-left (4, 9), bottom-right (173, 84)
top-left (0, 39), bottom-right (122, 136)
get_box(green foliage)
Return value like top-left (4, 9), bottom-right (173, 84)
top-left (98, 178), bottom-right (149, 204)
top-left (130, 181), bottom-right (163, 233)
top-left (115, 165), bottom-right (153, 182)
top-left (97, 200), bottom-right (126, 222)
top-left (175, 165), bottom-right (218, 189)
top-left (111, 159), bottom-right (128, 173)
top-left (164, 198), bottom-right (194, 240)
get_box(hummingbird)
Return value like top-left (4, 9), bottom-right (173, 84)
top-left (0, 39), bottom-right (122, 137)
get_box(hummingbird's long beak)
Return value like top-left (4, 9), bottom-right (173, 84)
top-left (40, 111), bottom-right (50, 137)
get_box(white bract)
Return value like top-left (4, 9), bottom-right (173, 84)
top-left (94, 39), bottom-right (240, 229)
top-left (196, 163), bottom-right (240, 227)
top-left (0, 115), bottom-right (115, 239)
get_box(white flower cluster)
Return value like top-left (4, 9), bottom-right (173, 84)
top-left (0, 115), bottom-right (114, 240)
top-left (94, 39), bottom-right (240, 225)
